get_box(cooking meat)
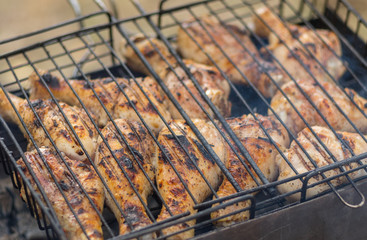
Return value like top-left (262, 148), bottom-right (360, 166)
top-left (17, 147), bottom-right (104, 240)
top-left (29, 70), bottom-right (171, 134)
top-left (177, 15), bottom-right (288, 98)
top-left (156, 119), bottom-right (227, 239)
top-left (254, 7), bottom-right (345, 83)
top-left (211, 114), bottom-right (289, 227)
top-left (0, 89), bottom-right (98, 161)
top-left (94, 119), bottom-right (156, 237)
top-left (270, 79), bottom-right (367, 135)
top-left (124, 36), bottom-right (232, 119)
top-left (277, 126), bottom-right (367, 202)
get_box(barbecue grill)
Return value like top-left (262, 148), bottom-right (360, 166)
top-left (1, 0), bottom-right (367, 239)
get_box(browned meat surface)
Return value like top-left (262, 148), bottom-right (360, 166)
top-left (177, 15), bottom-right (288, 98)
top-left (124, 36), bottom-right (232, 119)
top-left (156, 119), bottom-right (227, 239)
top-left (0, 89), bottom-right (98, 161)
top-left (270, 79), bottom-right (367, 135)
top-left (29, 70), bottom-right (171, 134)
top-left (254, 7), bottom-right (345, 83)
top-left (17, 147), bottom-right (104, 240)
top-left (94, 119), bottom-right (156, 237)
top-left (277, 126), bottom-right (367, 201)
top-left (211, 114), bottom-right (289, 227)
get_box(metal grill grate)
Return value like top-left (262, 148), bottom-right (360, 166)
top-left (0, 0), bottom-right (367, 239)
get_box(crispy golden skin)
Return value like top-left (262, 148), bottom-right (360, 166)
top-left (177, 15), bottom-right (288, 98)
top-left (156, 119), bottom-right (227, 239)
top-left (95, 119), bottom-right (156, 237)
top-left (0, 89), bottom-right (98, 161)
top-left (29, 70), bottom-right (171, 134)
top-left (277, 126), bottom-right (367, 202)
top-left (270, 79), bottom-right (367, 135)
top-left (123, 36), bottom-right (232, 119)
top-left (17, 147), bottom-right (104, 240)
top-left (254, 7), bottom-right (345, 83)
top-left (211, 114), bottom-right (289, 227)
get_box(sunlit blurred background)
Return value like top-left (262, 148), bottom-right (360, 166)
top-left (0, 0), bottom-right (366, 89)
top-left (1, 0), bottom-right (366, 50)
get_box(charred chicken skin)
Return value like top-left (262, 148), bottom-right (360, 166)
top-left (123, 36), bottom-right (232, 119)
top-left (0, 89), bottom-right (98, 161)
top-left (29, 70), bottom-right (171, 135)
top-left (270, 79), bottom-right (367, 135)
top-left (95, 119), bottom-right (156, 237)
top-left (277, 126), bottom-right (367, 202)
top-left (177, 15), bottom-right (288, 98)
top-left (254, 7), bottom-right (345, 83)
top-left (156, 119), bottom-right (227, 239)
top-left (17, 147), bottom-right (104, 240)
top-left (211, 114), bottom-right (289, 227)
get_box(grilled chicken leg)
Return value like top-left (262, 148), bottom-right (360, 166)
top-left (17, 147), bottom-right (104, 240)
top-left (124, 36), bottom-right (232, 119)
top-left (95, 119), bottom-right (156, 237)
top-left (254, 7), bottom-right (345, 83)
top-left (177, 15), bottom-right (288, 98)
top-left (270, 79), bottom-right (367, 135)
top-left (29, 70), bottom-right (171, 134)
top-left (0, 89), bottom-right (98, 161)
top-left (156, 119), bottom-right (227, 239)
top-left (277, 126), bottom-right (367, 202)
top-left (211, 114), bottom-right (289, 227)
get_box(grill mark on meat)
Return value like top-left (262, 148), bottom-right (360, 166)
top-left (41, 72), bottom-right (60, 89)
top-left (124, 202), bottom-right (148, 227)
top-left (304, 43), bottom-right (317, 52)
top-left (59, 180), bottom-right (70, 191)
top-left (130, 147), bottom-right (144, 165)
top-left (336, 133), bottom-right (354, 170)
top-left (96, 80), bottom-right (114, 103)
top-left (60, 129), bottom-right (73, 142)
top-left (33, 119), bottom-right (41, 128)
top-left (69, 106), bottom-right (94, 139)
top-left (29, 99), bottom-right (47, 109)
top-left (294, 144), bottom-right (312, 172)
top-left (193, 139), bottom-right (214, 164)
top-left (303, 131), bottom-right (334, 166)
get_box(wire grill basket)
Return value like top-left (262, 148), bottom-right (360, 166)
top-left (0, 0), bottom-right (367, 239)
